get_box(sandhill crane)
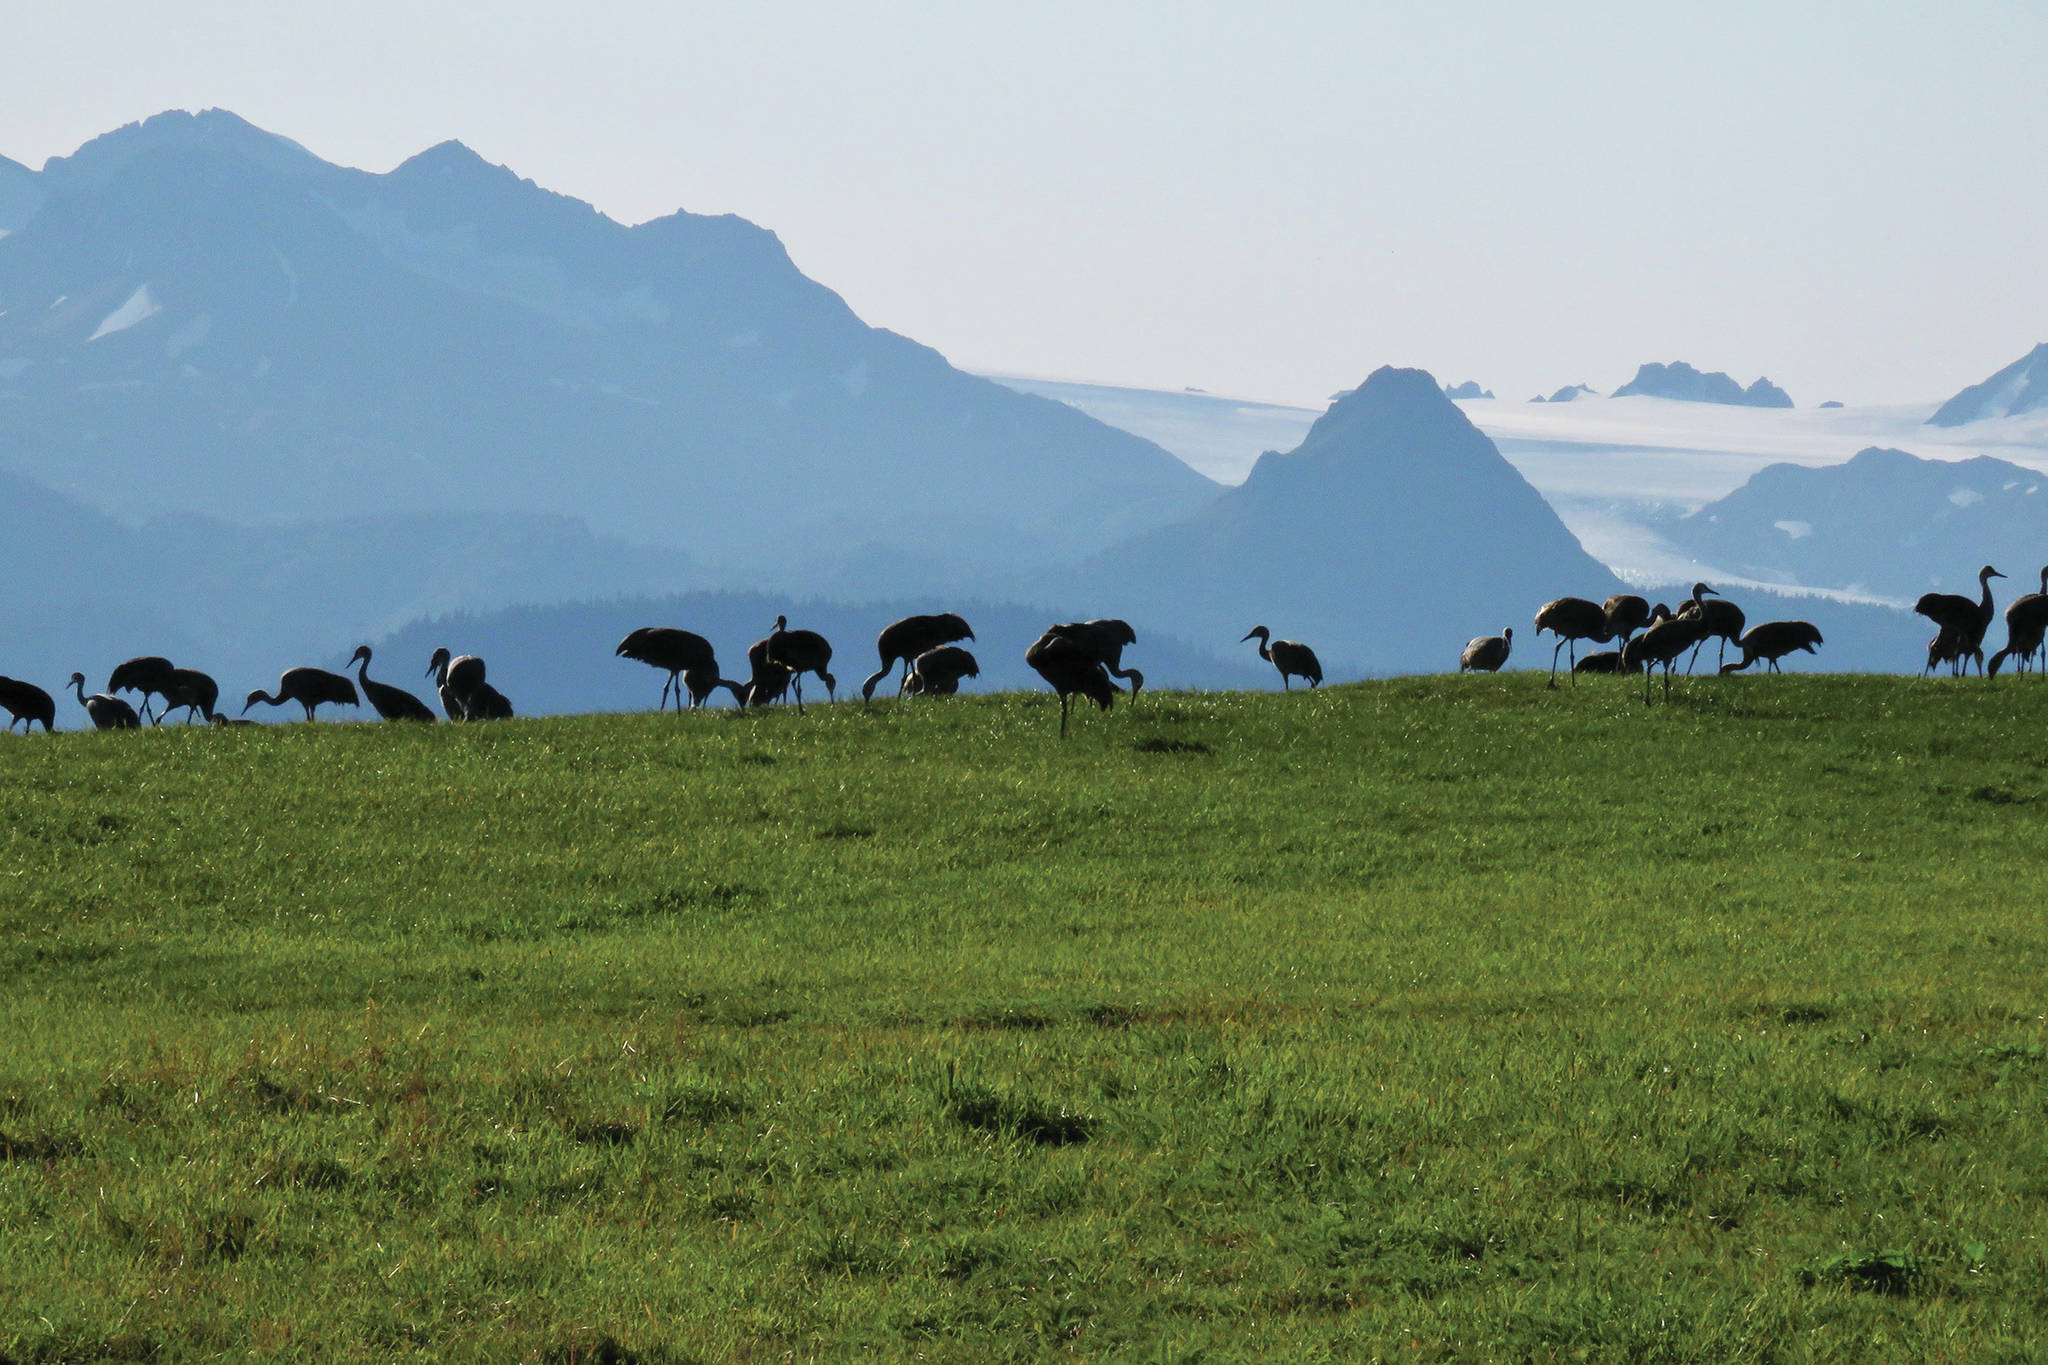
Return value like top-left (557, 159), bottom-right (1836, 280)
top-left (1720, 621), bottom-right (1823, 674)
top-left (107, 656), bottom-right (177, 723)
top-left (69, 673), bottom-right (140, 729)
top-left (615, 628), bottom-right (736, 711)
top-left (349, 646), bottom-right (436, 721)
top-left (743, 638), bottom-right (794, 708)
top-left (904, 645), bottom-right (980, 696)
top-left (1242, 626), bottom-right (1322, 689)
top-left (0, 676), bottom-right (56, 732)
top-left (763, 616), bottom-right (835, 713)
top-left (1533, 597), bottom-right (1613, 686)
top-left (1679, 584), bottom-right (1746, 672)
top-left (1603, 595), bottom-right (1652, 647)
top-left (1046, 619), bottom-right (1144, 695)
top-left (1622, 612), bottom-right (1708, 703)
top-left (156, 667), bottom-right (220, 724)
top-left (1987, 567), bottom-right (2048, 677)
top-left (1460, 627), bottom-right (1512, 673)
top-left (1026, 629), bottom-right (1121, 737)
top-left (426, 647), bottom-right (489, 719)
top-left (685, 671), bottom-right (749, 707)
top-left (1924, 630), bottom-right (1980, 678)
top-left (1915, 565), bottom-right (2003, 676)
top-left (860, 614), bottom-right (975, 702)
top-left (1572, 650), bottom-right (1633, 675)
top-left (471, 682), bottom-right (515, 719)
top-left (244, 667), bottom-right (359, 722)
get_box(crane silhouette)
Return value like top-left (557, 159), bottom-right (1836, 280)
top-left (1460, 627), bottom-right (1512, 673)
top-left (1622, 612), bottom-right (1708, 703)
top-left (1241, 626), bottom-right (1322, 689)
top-left (426, 647), bottom-right (491, 719)
top-left (1680, 584), bottom-right (1745, 673)
top-left (244, 667), bottom-right (360, 722)
top-left (107, 656), bottom-right (178, 723)
top-left (1987, 567), bottom-right (2048, 677)
top-left (156, 667), bottom-right (220, 724)
top-left (1026, 628), bottom-right (1121, 737)
top-left (1603, 595), bottom-right (1652, 648)
top-left (760, 616), bottom-right (835, 713)
top-left (903, 645), bottom-right (980, 695)
top-left (615, 628), bottom-right (743, 710)
top-left (0, 676), bottom-right (56, 732)
top-left (1719, 621), bottom-right (1823, 674)
top-left (860, 614), bottom-right (975, 702)
top-left (1534, 597), bottom-right (1613, 686)
top-left (742, 638), bottom-right (794, 708)
top-left (1046, 620), bottom-right (1144, 695)
top-left (69, 673), bottom-right (140, 729)
top-left (1915, 565), bottom-right (2003, 677)
top-left (350, 646), bottom-right (437, 721)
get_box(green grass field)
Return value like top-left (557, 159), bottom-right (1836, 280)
top-left (4, 675), bottom-right (2047, 1362)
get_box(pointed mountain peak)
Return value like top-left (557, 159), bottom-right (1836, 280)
top-left (41, 108), bottom-right (323, 191)
top-left (1929, 343), bottom-right (2048, 426)
top-left (390, 138), bottom-right (504, 180)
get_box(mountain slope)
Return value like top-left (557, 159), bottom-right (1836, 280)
top-left (1662, 446), bottom-right (2048, 601)
top-left (0, 110), bottom-right (1216, 586)
top-left (1079, 367), bottom-right (1626, 673)
top-left (1928, 343), bottom-right (2048, 426)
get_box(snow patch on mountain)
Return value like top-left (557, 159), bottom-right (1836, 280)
top-left (87, 284), bottom-right (161, 340)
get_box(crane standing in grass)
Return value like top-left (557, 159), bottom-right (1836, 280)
top-left (0, 676), bottom-right (56, 732)
top-left (1025, 628), bottom-right (1121, 738)
top-left (70, 673), bottom-right (140, 729)
top-left (351, 646), bottom-right (437, 721)
top-left (1720, 621), bottom-right (1823, 674)
top-left (614, 628), bottom-right (742, 711)
top-left (760, 616), bottom-right (836, 712)
top-left (1460, 628), bottom-right (1512, 673)
top-left (1241, 626), bottom-right (1322, 689)
top-left (1622, 612), bottom-right (1709, 704)
top-left (904, 645), bottom-right (979, 696)
top-left (1916, 565), bottom-right (2003, 677)
top-left (860, 614), bottom-right (975, 703)
top-left (107, 656), bottom-right (178, 723)
top-left (1987, 567), bottom-right (2048, 678)
top-left (1534, 597), bottom-right (1613, 686)
top-left (244, 667), bottom-right (359, 722)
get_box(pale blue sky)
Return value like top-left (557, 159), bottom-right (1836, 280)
top-left (7, 1), bottom-right (2044, 407)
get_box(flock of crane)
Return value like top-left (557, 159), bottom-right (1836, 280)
top-left (4, 568), bottom-right (2043, 736)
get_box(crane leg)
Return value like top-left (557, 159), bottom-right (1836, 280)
top-left (1059, 693), bottom-right (1070, 739)
top-left (1549, 638), bottom-right (1565, 686)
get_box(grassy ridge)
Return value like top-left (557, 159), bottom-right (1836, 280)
top-left (3, 677), bottom-right (2047, 1361)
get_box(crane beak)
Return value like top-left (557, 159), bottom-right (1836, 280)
top-left (1240, 630), bottom-right (1258, 642)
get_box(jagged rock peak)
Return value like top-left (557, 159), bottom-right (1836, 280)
top-left (1444, 380), bottom-right (1493, 400)
top-left (1613, 360), bottom-right (1792, 408)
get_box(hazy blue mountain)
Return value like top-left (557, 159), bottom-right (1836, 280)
top-left (1928, 343), bottom-right (2048, 426)
top-left (1614, 362), bottom-right (1792, 408)
top-left (1531, 384), bottom-right (1597, 403)
top-left (1074, 367), bottom-right (1626, 674)
top-left (1662, 446), bottom-right (2048, 601)
top-left (1444, 380), bottom-right (1493, 400)
top-left (0, 154), bottom-right (42, 231)
top-left (0, 464), bottom-right (700, 706)
top-left (0, 110), bottom-right (1215, 587)
top-left (369, 592), bottom-right (1271, 718)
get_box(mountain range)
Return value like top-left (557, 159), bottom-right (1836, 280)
top-left (1663, 446), bottom-right (2048, 602)
top-left (0, 109), bottom-right (1213, 586)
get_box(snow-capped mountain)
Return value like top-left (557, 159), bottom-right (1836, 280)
top-left (0, 110), bottom-right (1215, 586)
top-left (1929, 343), bottom-right (2048, 426)
top-left (1662, 446), bottom-right (2048, 602)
